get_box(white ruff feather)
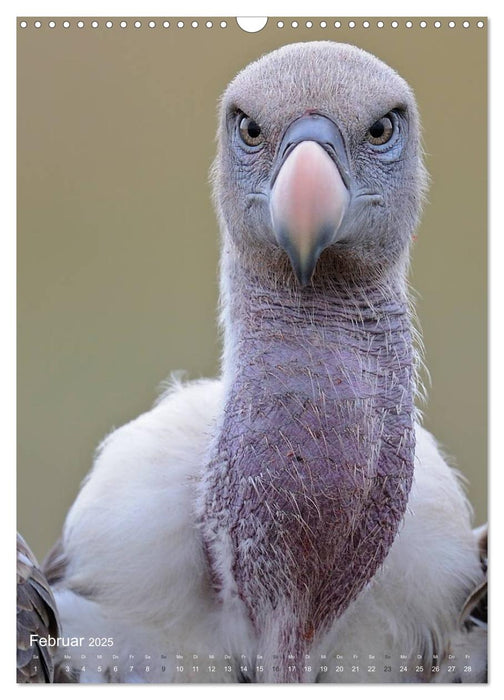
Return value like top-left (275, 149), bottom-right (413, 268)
top-left (52, 378), bottom-right (485, 683)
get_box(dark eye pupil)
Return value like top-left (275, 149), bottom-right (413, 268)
top-left (238, 115), bottom-right (263, 146)
top-left (247, 120), bottom-right (261, 138)
top-left (369, 120), bottom-right (385, 138)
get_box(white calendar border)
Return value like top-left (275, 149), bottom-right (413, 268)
top-left (4, 0), bottom-right (501, 697)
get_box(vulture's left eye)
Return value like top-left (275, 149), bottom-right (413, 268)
top-left (366, 114), bottom-right (395, 146)
top-left (238, 116), bottom-right (264, 147)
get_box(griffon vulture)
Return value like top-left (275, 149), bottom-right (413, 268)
top-left (19, 42), bottom-right (487, 683)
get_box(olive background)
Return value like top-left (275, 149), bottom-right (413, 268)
top-left (17, 17), bottom-right (487, 560)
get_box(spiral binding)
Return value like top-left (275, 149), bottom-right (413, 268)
top-left (18, 18), bottom-right (486, 31)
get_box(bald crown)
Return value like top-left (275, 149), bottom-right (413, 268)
top-left (221, 42), bottom-right (419, 150)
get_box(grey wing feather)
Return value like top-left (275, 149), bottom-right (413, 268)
top-left (460, 525), bottom-right (488, 630)
top-left (448, 525), bottom-right (487, 683)
top-left (17, 533), bottom-right (61, 683)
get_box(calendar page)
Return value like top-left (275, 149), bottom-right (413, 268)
top-left (17, 15), bottom-right (487, 683)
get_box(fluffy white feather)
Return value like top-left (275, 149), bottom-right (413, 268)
top-left (51, 377), bottom-right (484, 682)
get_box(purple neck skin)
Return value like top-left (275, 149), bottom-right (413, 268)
top-left (201, 258), bottom-right (416, 673)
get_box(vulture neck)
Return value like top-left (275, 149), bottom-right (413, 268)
top-left (204, 251), bottom-right (416, 678)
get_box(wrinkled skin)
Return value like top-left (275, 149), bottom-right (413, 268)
top-left (198, 42), bottom-right (427, 681)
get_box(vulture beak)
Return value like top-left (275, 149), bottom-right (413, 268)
top-left (270, 113), bottom-right (351, 286)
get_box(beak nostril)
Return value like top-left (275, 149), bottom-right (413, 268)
top-left (282, 143), bottom-right (293, 159)
top-left (272, 113), bottom-right (351, 191)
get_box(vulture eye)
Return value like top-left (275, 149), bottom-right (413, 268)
top-left (238, 115), bottom-right (264, 147)
top-left (367, 114), bottom-right (395, 146)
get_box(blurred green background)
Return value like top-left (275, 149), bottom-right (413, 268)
top-left (17, 17), bottom-right (487, 561)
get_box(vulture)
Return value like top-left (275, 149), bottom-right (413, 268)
top-left (19, 41), bottom-right (487, 683)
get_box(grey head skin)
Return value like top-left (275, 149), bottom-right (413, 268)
top-left (199, 42), bottom-right (428, 681)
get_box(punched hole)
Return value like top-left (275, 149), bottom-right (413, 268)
top-left (237, 17), bottom-right (267, 32)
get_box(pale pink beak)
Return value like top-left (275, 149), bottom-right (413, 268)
top-left (270, 141), bottom-right (349, 285)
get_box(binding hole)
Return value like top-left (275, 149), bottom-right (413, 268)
top-left (237, 17), bottom-right (267, 32)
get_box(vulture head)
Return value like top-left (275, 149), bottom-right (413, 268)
top-left (214, 41), bottom-right (427, 288)
top-left (201, 42), bottom-right (428, 677)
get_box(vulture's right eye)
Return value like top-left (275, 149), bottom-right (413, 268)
top-left (238, 115), bottom-right (264, 147)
